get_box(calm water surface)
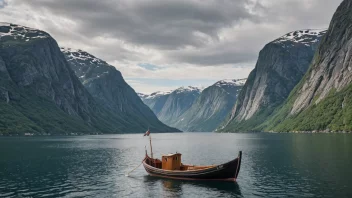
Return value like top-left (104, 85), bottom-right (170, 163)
top-left (0, 133), bottom-right (351, 198)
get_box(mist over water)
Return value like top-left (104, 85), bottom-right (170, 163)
top-left (0, 133), bottom-right (351, 197)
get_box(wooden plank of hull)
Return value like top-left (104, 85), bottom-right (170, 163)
top-left (143, 151), bottom-right (242, 181)
top-left (147, 173), bottom-right (237, 182)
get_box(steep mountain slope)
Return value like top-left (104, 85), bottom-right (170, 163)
top-left (140, 90), bottom-right (172, 116)
top-left (137, 93), bottom-right (148, 99)
top-left (157, 86), bottom-right (202, 128)
top-left (140, 86), bottom-right (202, 128)
top-left (0, 23), bottom-right (126, 134)
top-left (60, 47), bottom-right (179, 132)
top-left (264, 0), bottom-right (352, 132)
top-left (220, 28), bottom-right (327, 132)
top-left (175, 79), bottom-right (245, 132)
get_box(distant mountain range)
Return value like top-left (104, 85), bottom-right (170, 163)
top-left (139, 79), bottom-right (246, 131)
top-left (0, 22), bottom-right (177, 134)
top-left (175, 79), bottom-right (245, 132)
top-left (140, 86), bottom-right (202, 130)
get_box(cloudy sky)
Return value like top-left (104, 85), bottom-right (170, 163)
top-left (0, 0), bottom-right (342, 93)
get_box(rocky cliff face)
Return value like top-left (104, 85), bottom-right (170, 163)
top-left (0, 23), bottom-right (81, 115)
top-left (265, 0), bottom-right (352, 132)
top-left (290, 1), bottom-right (352, 114)
top-left (61, 47), bottom-right (178, 132)
top-left (0, 23), bottom-right (99, 134)
top-left (175, 79), bottom-right (245, 132)
top-left (220, 28), bottom-right (326, 132)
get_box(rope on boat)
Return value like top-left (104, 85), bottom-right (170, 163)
top-left (125, 161), bottom-right (143, 177)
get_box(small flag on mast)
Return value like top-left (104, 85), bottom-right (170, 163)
top-left (144, 129), bottom-right (150, 136)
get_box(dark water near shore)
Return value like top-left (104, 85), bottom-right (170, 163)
top-left (0, 133), bottom-right (351, 198)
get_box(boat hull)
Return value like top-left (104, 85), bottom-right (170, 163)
top-left (143, 151), bottom-right (242, 182)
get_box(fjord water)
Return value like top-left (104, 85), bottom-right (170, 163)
top-left (0, 133), bottom-right (351, 198)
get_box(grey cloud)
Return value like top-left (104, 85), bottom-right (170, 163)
top-left (260, 0), bottom-right (341, 27)
top-left (12, 0), bottom-right (257, 49)
top-left (167, 42), bottom-right (258, 66)
top-left (5, 0), bottom-right (343, 66)
top-left (171, 50), bottom-right (255, 66)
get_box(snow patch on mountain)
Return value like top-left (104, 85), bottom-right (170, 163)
top-left (137, 93), bottom-right (148, 98)
top-left (0, 22), bottom-right (49, 40)
top-left (274, 29), bottom-right (327, 46)
top-left (144, 90), bottom-right (172, 99)
top-left (60, 47), bottom-right (105, 66)
top-left (174, 86), bottom-right (203, 94)
top-left (214, 79), bottom-right (247, 87)
top-left (142, 86), bottom-right (204, 99)
top-left (141, 81), bottom-right (245, 100)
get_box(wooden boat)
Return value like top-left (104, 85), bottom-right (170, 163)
top-left (143, 151), bottom-right (242, 182)
top-left (141, 131), bottom-right (242, 182)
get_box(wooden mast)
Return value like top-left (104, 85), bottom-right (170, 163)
top-left (149, 135), bottom-right (153, 158)
top-left (148, 127), bottom-right (153, 158)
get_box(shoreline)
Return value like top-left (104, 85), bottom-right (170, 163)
top-left (218, 130), bottom-right (352, 134)
top-left (267, 130), bottom-right (352, 134)
top-left (1, 130), bottom-right (352, 136)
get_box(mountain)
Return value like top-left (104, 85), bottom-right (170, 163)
top-left (175, 79), bottom-right (246, 132)
top-left (0, 22), bottom-right (176, 134)
top-left (157, 86), bottom-right (202, 128)
top-left (137, 93), bottom-right (148, 99)
top-left (220, 28), bottom-right (327, 132)
top-left (0, 22), bottom-right (120, 134)
top-left (139, 79), bottom-right (245, 132)
top-left (262, 0), bottom-right (352, 132)
top-left (141, 90), bottom-right (172, 116)
top-left (140, 86), bottom-right (202, 129)
top-left (60, 47), bottom-right (179, 133)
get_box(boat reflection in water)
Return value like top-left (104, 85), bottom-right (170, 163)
top-left (144, 176), bottom-right (243, 198)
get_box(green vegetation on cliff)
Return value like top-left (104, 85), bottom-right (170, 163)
top-left (263, 83), bottom-right (352, 132)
